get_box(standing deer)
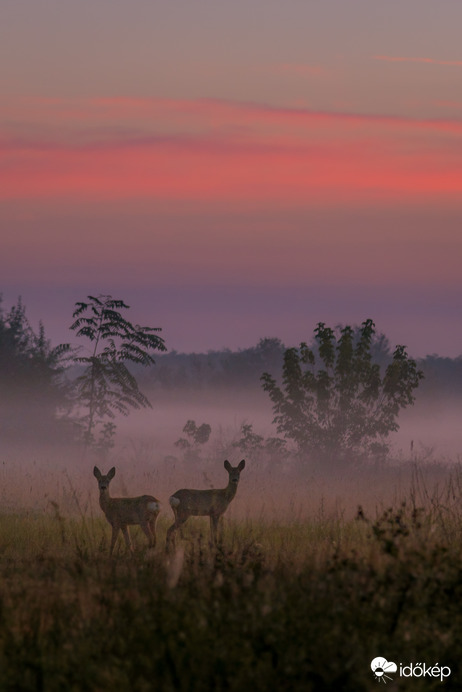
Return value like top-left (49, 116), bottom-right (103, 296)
top-left (166, 459), bottom-right (245, 550)
top-left (93, 466), bottom-right (160, 556)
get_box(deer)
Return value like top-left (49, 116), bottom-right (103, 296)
top-left (93, 466), bottom-right (160, 556)
top-left (166, 459), bottom-right (245, 551)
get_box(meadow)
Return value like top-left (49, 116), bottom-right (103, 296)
top-left (0, 451), bottom-right (461, 691)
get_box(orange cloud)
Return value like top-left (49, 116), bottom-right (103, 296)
top-left (1, 97), bottom-right (461, 205)
top-left (6, 96), bottom-right (462, 136)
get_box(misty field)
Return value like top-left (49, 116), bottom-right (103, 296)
top-left (0, 456), bottom-right (461, 691)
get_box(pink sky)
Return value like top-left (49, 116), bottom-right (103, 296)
top-left (1, 1), bottom-right (462, 357)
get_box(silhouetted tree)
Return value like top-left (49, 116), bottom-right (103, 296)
top-left (261, 319), bottom-right (424, 466)
top-left (70, 294), bottom-right (166, 449)
top-left (174, 419), bottom-right (212, 462)
top-left (0, 296), bottom-right (70, 439)
top-left (141, 337), bottom-right (286, 391)
top-left (232, 422), bottom-right (288, 464)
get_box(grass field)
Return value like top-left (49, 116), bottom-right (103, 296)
top-left (0, 462), bottom-right (461, 692)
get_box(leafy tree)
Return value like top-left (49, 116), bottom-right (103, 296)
top-left (175, 420), bottom-right (212, 449)
top-left (174, 419), bottom-right (212, 462)
top-left (261, 319), bottom-right (423, 466)
top-left (0, 296), bottom-right (70, 439)
top-left (232, 422), bottom-right (288, 464)
top-left (233, 423), bottom-right (264, 453)
top-left (70, 294), bottom-right (166, 448)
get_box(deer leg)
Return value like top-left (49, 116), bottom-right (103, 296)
top-left (121, 525), bottom-right (134, 553)
top-left (109, 525), bottom-right (119, 556)
top-left (166, 515), bottom-right (187, 552)
top-left (210, 515), bottom-right (220, 547)
top-left (148, 514), bottom-right (159, 548)
top-left (140, 521), bottom-right (156, 549)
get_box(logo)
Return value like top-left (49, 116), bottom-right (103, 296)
top-left (371, 657), bottom-right (397, 684)
top-left (371, 657), bottom-right (451, 684)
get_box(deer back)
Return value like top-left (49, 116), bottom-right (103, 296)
top-left (102, 495), bottom-right (160, 526)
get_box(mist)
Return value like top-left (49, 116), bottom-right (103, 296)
top-left (1, 359), bottom-right (461, 528)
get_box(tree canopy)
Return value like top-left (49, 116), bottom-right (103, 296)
top-left (0, 296), bottom-right (70, 439)
top-left (261, 319), bottom-right (424, 466)
top-left (70, 294), bottom-right (166, 449)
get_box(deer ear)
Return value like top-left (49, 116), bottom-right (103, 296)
top-left (238, 459), bottom-right (246, 471)
top-left (224, 460), bottom-right (232, 472)
top-left (93, 466), bottom-right (101, 479)
top-left (107, 467), bottom-right (116, 480)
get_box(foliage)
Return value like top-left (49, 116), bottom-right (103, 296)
top-left (70, 294), bottom-right (166, 448)
top-left (0, 295), bottom-right (70, 439)
top-left (234, 422), bottom-right (264, 452)
top-left (232, 423), bottom-right (289, 463)
top-left (0, 498), bottom-right (460, 691)
top-left (142, 337), bottom-right (286, 391)
top-left (134, 338), bottom-right (462, 410)
top-left (261, 319), bottom-right (424, 465)
top-left (174, 419), bottom-right (212, 462)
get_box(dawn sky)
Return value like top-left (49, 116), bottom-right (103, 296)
top-left (1, 1), bottom-right (462, 357)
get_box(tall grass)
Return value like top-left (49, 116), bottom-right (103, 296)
top-left (0, 464), bottom-right (461, 691)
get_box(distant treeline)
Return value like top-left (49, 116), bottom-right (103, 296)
top-left (139, 337), bottom-right (462, 402)
top-left (1, 292), bottom-right (462, 444)
top-left (417, 354), bottom-right (462, 400)
top-left (139, 338), bottom-right (287, 392)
